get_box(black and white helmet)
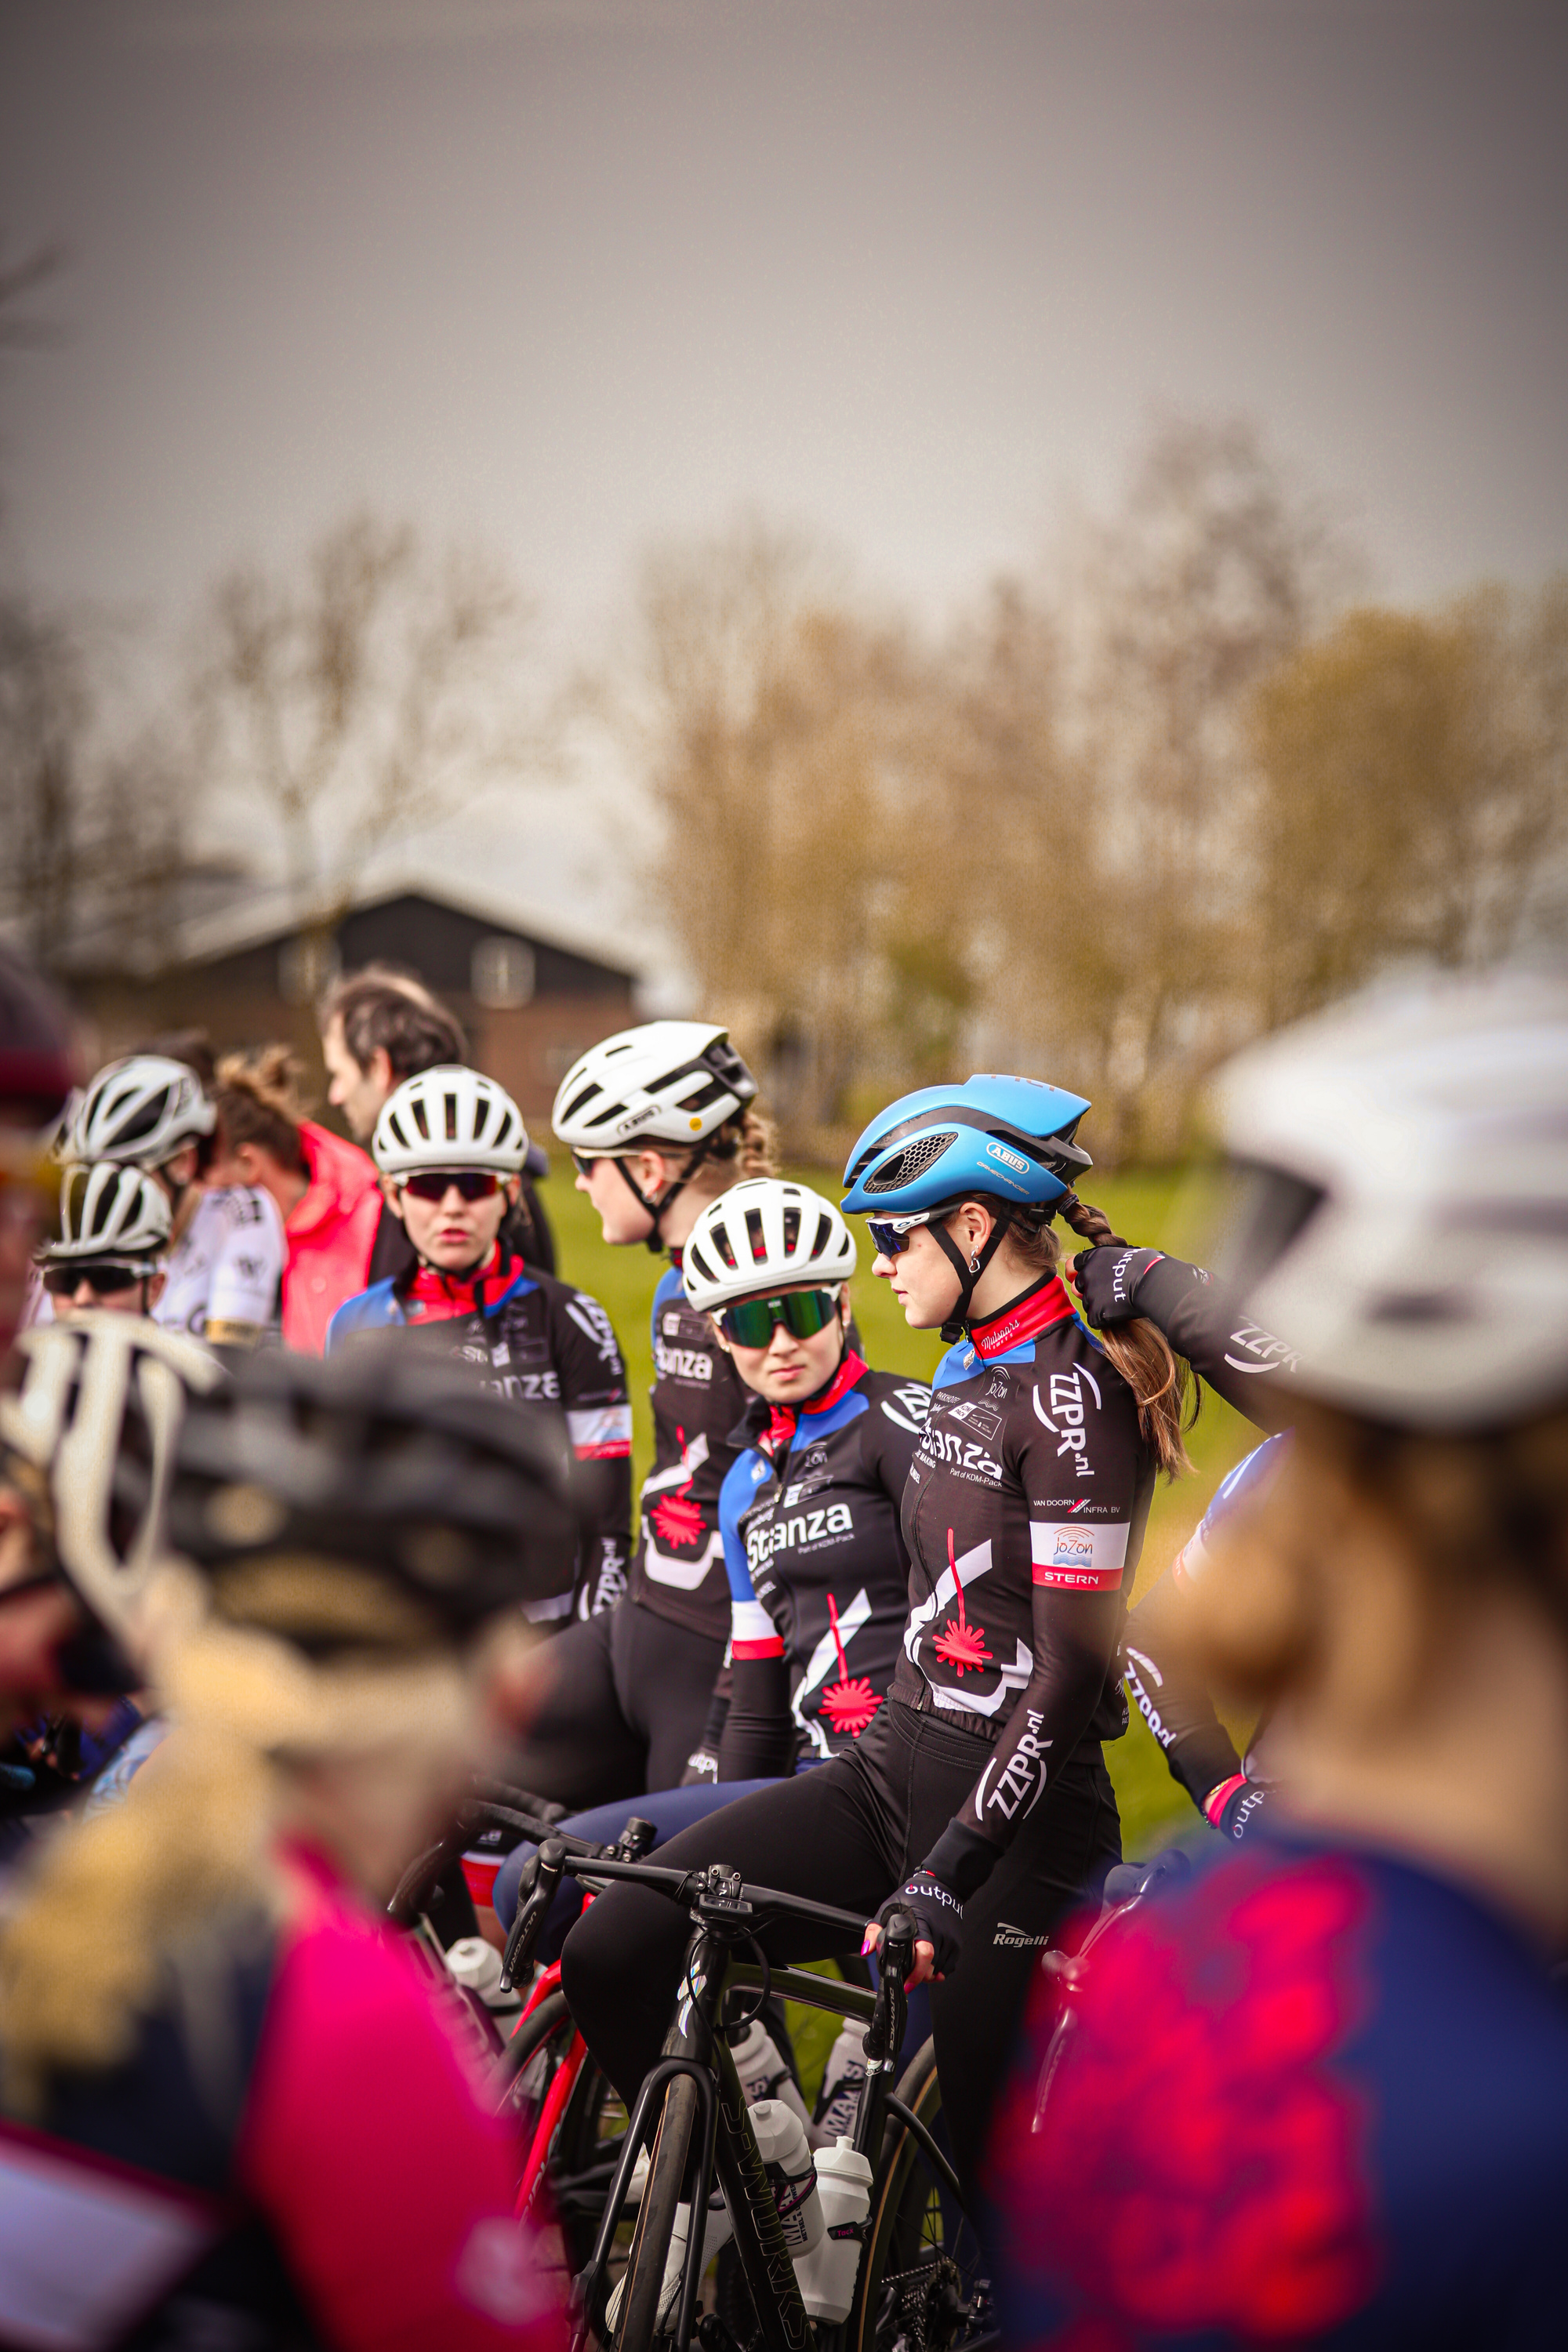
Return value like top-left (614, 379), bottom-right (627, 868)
top-left (372, 1065), bottom-right (530, 1178)
top-left (42, 1163), bottom-right (172, 1269)
top-left (0, 1316), bottom-right (226, 1670)
top-left (64, 1054), bottom-right (216, 1170)
top-left (1213, 963), bottom-right (1568, 1431)
top-left (683, 1178), bottom-right (856, 1315)
top-left (551, 1022), bottom-right (756, 1155)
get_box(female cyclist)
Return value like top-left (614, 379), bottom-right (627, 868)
top-left (990, 965), bottom-right (1568, 2350)
top-left (35, 1163), bottom-right (172, 1320)
top-left (0, 1327), bottom-right (575, 2351)
top-left (327, 1065), bottom-right (632, 1625)
top-left (487, 1177), bottom-right (928, 1936)
top-left (507, 1022), bottom-right (773, 1807)
top-left (561, 1073), bottom-right (1191, 2193)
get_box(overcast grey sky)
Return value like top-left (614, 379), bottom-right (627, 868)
top-left (2, 0), bottom-right (1565, 956)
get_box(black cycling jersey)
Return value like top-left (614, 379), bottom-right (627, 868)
top-left (894, 1271), bottom-right (1153, 1895)
top-left (627, 1255), bottom-right (759, 1641)
top-left (716, 1353), bottom-right (931, 1777)
top-left (1087, 1247), bottom-right (1296, 1428)
top-left (328, 1246), bottom-right (632, 1621)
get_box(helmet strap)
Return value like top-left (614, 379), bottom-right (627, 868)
top-left (615, 1140), bottom-right (718, 1254)
top-left (933, 1204), bottom-right (1014, 1343)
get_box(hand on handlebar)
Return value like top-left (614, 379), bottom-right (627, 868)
top-left (865, 1872), bottom-right (964, 1986)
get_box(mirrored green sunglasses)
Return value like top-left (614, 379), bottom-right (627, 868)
top-left (718, 1287), bottom-right (841, 1348)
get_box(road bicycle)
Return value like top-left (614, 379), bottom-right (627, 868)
top-left (503, 1838), bottom-right (993, 2352)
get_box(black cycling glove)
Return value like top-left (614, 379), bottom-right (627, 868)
top-left (1204, 1772), bottom-right (1272, 1843)
top-left (1072, 1244), bottom-right (1164, 1329)
top-left (871, 1871), bottom-right (964, 1980)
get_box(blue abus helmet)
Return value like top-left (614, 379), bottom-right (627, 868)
top-left (841, 1076), bottom-right (1094, 1341)
top-left (841, 1075), bottom-right (1093, 1218)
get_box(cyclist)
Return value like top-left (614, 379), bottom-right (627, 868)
top-left (488, 1177), bottom-right (929, 1938)
top-left (507, 1022), bottom-right (774, 1806)
top-left (319, 962), bottom-right (556, 1278)
top-left (35, 1162), bottom-right (171, 1319)
top-left (561, 1073), bottom-right (1192, 2194)
top-left (58, 1051), bottom-right (285, 1347)
top-left (209, 1047), bottom-right (382, 1353)
top-left (0, 1332), bottom-right (575, 2350)
top-left (990, 964), bottom-right (1568, 2349)
top-left (327, 1064), bottom-right (632, 1624)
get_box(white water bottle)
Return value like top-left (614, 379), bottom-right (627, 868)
top-left (748, 2098), bottom-right (825, 2256)
top-left (811, 2021), bottom-right (869, 2147)
top-left (794, 2138), bottom-right (873, 2322)
top-left (730, 2017), bottom-right (814, 2134)
top-left (445, 1936), bottom-right (522, 2030)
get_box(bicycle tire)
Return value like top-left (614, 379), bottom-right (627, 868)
top-left (615, 2071), bottom-right (699, 2352)
top-left (492, 1987), bottom-right (574, 2117)
top-left (847, 2039), bottom-right (994, 2352)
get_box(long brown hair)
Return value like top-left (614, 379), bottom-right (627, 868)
top-left (213, 1046), bottom-right (308, 1174)
top-left (971, 1193), bottom-right (1194, 1478)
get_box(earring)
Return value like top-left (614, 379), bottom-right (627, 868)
top-left (968, 1254), bottom-right (981, 1273)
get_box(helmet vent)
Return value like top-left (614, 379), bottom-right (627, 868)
top-left (561, 1083), bottom-right (602, 1124)
top-left (811, 1210), bottom-right (833, 1258)
top-left (744, 1207), bottom-right (767, 1263)
top-left (782, 1205), bottom-right (800, 1255)
top-left (863, 1131), bottom-right (958, 1192)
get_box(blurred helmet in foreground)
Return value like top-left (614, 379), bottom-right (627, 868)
top-left (0, 1316), bottom-right (226, 1686)
top-left (1213, 964), bottom-right (1568, 1430)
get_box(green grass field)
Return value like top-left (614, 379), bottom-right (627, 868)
top-left (543, 1160), bottom-right (1256, 1862)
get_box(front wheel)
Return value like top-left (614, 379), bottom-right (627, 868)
top-left (612, 2071), bottom-right (699, 2352)
top-left (847, 2041), bottom-right (995, 2352)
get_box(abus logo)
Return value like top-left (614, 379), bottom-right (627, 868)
top-left (984, 1140), bottom-right (1029, 1175)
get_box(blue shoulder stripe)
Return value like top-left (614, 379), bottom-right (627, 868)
top-left (325, 1278), bottom-right (405, 1353)
top-left (717, 1446), bottom-right (774, 1602)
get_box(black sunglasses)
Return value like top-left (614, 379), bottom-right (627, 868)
top-left (399, 1170), bottom-right (502, 1203)
top-left (718, 1288), bottom-right (842, 1348)
top-left (42, 1261), bottom-right (147, 1298)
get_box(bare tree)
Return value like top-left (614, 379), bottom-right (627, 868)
top-left (194, 510), bottom-right (539, 920)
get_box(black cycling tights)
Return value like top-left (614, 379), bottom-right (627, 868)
top-left (561, 1697), bottom-right (1120, 2200)
top-left (510, 1597), bottom-right (727, 1813)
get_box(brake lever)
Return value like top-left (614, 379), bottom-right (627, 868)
top-left (501, 1835), bottom-right (566, 1990)
top-left (863, 1908), bottom-right (916, 2061)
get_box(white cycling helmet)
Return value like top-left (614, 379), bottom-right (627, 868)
top-left (1214, 962), bottom-right (1568, 1431)
top-left (683, 1178), bottom-right (856, 1314)
top-left (551, 1022), bottom-right (756, 1154)
top-left (372, 1064), bottom-right (530, 1178)
top-left (64, 1055), bottom-right (216, 1170)
top-left (43, 1163), bottom-right (172, 1268)
top-left (0, 1315), bottom-right (224, 1670)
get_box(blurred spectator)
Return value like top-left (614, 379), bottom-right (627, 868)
top-left (320, 962), bottom-right (556, 1276)
top-left (212, 1047), bottom-right (381, 1353)
top-left (989, 967), bottom-right (1568, 2350)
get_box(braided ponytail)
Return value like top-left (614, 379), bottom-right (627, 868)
top-left (1059, 1193), bottom-right (1194, 1479)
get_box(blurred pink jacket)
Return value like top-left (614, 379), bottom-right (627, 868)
top-left (282, 1121), bottom-right (383, 1355)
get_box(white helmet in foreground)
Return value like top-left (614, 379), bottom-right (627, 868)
top-left (43, 1163), bottom-right (172, 1268)
top-left (64, 1055), bottom-right (215, 1170)
top-left (1214, 963), bottom-right (1568, 1431)
top-left (683, 1178), bottom-right (856, 1315)
top-left (372, 1065), bottom-right (529, 1178)
top-left (551, 1022), bottom-right (756, 1154)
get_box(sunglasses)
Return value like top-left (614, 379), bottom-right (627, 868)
top-left (865, 1211), bottom-right (935, 1261)
top-left (398, 1170), bottom-right (502, 1203)
top-left (42, 1261), bottom-right (149, 1298)
top-left (718, 1287), bottom-right (842, 1349)
top-left (570, 1150), bottom-right (599, 1178)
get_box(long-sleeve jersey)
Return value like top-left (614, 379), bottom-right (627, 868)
top-left (626, 1257), bottom-right (758, 1642)
top-left (327, 1247), bottom-right (632, 1621)
top-left (0, 1846), bottom-right (564, 2352)
top-left (989, 1830), bottom-right (1568, 2350)
top-left (154, 1185), bottom-right (285, 1345)
top-left (714, 1352), bottom-right (930, 1773)
top-left (1108, 1250), bottom-right (1297, 1428)
top-left (895, 1273), bottom-right (1154, 1895)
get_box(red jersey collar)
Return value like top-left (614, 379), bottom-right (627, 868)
top-left (763, 1348), bottom-right (868, 1456)
top-left (407, 1240), bottom-right (517, 1322)
top-left (968, 1275), bottom-right (1076, 1359)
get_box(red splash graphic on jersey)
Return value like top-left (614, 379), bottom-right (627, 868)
top-left (818, 1591), bottom-right (881, 1737)
top-left (650, 1427), bottom-right (704, 1548)
top-left (931, 1527), bottom-right (993, 1675)
top-left (989, 1853), bottom-right (1378, 2347)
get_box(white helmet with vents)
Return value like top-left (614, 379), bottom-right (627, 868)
top-left (551, 1022), bottom-right (757, 1155)
top-left (1214, 962), bottom-right (1568, 1431)
top-left (0, 1315), bottom-right (225, 1666)
top-left (44, 1163), bottom-right (172, 1267)
top-left (64, 1055), bottom-right (215, 1170)
top-left (683, 1178), bottom-right (856, 1314)
top-left (372, 1065), bottom-right (530, 1178)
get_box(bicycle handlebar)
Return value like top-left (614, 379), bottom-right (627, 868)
top-left (553, 1849), bottom-right (871, 1945)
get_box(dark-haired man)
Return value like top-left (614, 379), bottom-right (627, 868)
top-left (318, 963), bottom-right (556, 1277)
